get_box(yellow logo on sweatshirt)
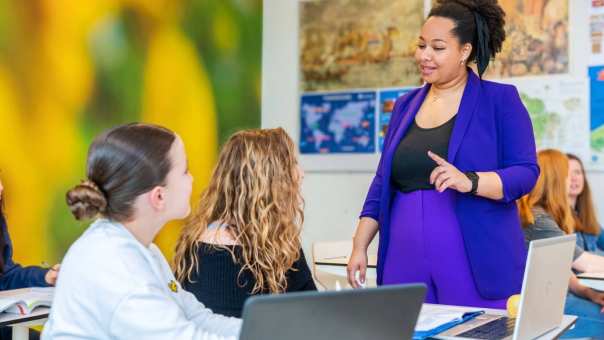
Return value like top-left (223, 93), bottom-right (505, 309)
top-left (168, 280), bottom-right (178, 293)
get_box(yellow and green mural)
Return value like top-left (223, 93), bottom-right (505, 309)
top-left (0, 0), bottom-right (262, 265)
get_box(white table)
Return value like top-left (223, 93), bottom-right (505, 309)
top-left (0, 307), bottom-right (49, 340)
top-left (424, 304), bottom-right (576, 340)
top-left (314, 258), bottom-right (578, 338)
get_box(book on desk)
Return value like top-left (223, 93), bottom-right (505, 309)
top-left (0, 287), bottom-right (53, 316)
top-left (413, 304), bottom-right (484, 340)
top-left (577, 272), bottom-right (604, 291)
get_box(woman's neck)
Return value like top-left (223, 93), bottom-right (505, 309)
top-left (430, 70), bottom-right (468, 97)
top-left (121, 217), bottom-right (164, 247)
top-left (568, 196), bottom-right (577, 210)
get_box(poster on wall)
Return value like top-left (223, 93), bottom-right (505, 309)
top-left (485, 0), bottom-right (569, 78)
top-left (378, 88), bottom-right (413, 151)
top-left (591, 0), bottom-right (604, 65)
top-left (299, 0), bottom-right (424, 92)
top-left (298, 0), bottom-right (425, 169)
top-left (296, 0), bottom-right (581, 171)
top-left (589, 66), bottom-right (604, 169)
top-left (503, 76), bottom-right (590, 162)
top-left (299, 91), bottom-right (376, 154)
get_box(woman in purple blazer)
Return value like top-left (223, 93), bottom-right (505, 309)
top-left (347, 0), bottom-right (539, 308)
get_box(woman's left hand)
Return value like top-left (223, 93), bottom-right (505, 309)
top-left (428, 151), bottom-right (472, 193)
top-left (45, 264), bottom-right (60, 286)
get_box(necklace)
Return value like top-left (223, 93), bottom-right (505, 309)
top-left (428, 85), bottom-right (464, 103)
top-left (429, 93), bottom-right (444, 103)
top-left (429, 91), bottom-right (453, 103)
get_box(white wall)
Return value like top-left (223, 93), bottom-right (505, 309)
top-left (588, 174), bottom-right (604, 221)
top-left (262, 0), bottom-right (378, 257)
top-left (261, 0), bottom-right (602, 259)
top-left (566, 2), bottom-right (604, 222)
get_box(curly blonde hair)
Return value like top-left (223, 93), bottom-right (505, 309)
top-left (174, 128), bottom-right (304, 294)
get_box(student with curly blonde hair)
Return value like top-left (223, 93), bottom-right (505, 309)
top-left (174, 128), bottom-right (316, 317)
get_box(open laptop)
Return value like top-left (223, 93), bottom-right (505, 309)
top-left (439, 234), bottom-right (576, 340)
top-left (239, 283), bottom-right (426, 340)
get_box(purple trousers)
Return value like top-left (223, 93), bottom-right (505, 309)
top-left (382, 189), bottom-right (507, 309)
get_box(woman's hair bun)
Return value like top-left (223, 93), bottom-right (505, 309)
top-left (430, 0), bottom-right (506, 76)
top-left (66, 180), bottom-right (107, 221)
top-left (448, 0), bottom-right (506, 56)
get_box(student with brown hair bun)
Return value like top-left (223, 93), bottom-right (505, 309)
top-left (42, 123), bottom-right (241, 340)
top-left (174, 128), bottom-right (316, 318)
top-left (518, 149), bottom-right (604, 337)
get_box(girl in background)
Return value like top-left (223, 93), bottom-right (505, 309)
top-left (567, 153), bottom-right (604, 255)
top-left (518, 149), bottom-right (604, 338)
top-left (0, 178), bottom-right (58, 289)
top-left (0, 177), bottom-right (59, 339)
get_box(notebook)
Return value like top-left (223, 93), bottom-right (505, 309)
top-left (577, 272), bottom-right (604, 291)
top-left (0, 287), bottom-right (53, 315)
top-left (414, 305), bottom-right (484, 339)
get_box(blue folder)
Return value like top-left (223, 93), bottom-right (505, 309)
top-left (413, 310), bottom-right (485, 340)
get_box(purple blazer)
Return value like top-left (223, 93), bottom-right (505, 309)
top-left (361, 70), bottom-right (539, 299)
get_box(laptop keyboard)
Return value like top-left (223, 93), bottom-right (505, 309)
top-left (457, 317), bottom-right (516, 339)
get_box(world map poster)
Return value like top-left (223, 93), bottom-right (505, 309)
top-left (300, 91), bottom-right (376, 154)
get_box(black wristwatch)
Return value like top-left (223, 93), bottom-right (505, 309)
top-left (465, 171), bottom-right (479, 195)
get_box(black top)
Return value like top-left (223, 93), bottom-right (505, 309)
top-left (391, 116), bottom-right (456, 192)
top-left (182, 243), bottom-right (317, 318)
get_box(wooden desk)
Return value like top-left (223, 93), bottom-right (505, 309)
top-left (0, 307), bottom-right (49, 340)
top-left (422, 304), bottom-right (576, 340)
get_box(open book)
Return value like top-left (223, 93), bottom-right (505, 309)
top-left (414, 304), bottom-right (484, 339)
top-left (0, 287), bottom-right (53, 315)
top-left (577, 272), bottom-right (604, 291)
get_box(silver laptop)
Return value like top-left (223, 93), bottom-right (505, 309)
top-left (439, 234), bottom-right (576, 340)
top-left (239, 283), bottom-right (426, 340)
